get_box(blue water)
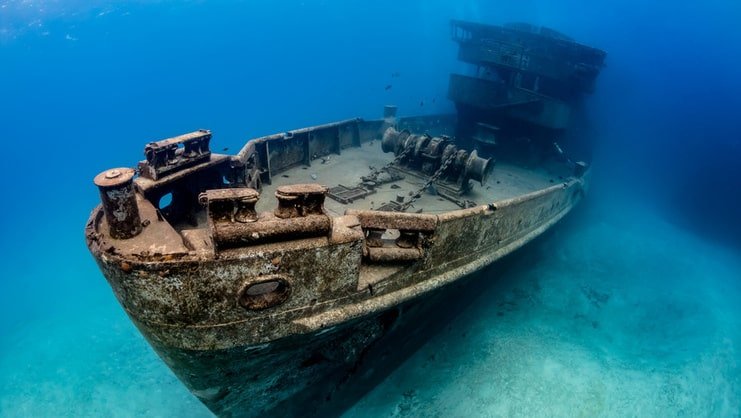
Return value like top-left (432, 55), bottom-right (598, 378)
top-left (1, 1), bottom-right (740, 416)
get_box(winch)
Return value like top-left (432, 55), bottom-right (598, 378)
top-left (380, 127), bottom-right (493, 193)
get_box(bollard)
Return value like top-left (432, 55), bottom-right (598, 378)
top-left (94, 168), bottom-right (142, 239)
top-left (274, 184), bottom-right (328, 219)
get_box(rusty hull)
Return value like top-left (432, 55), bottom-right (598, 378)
top-left (84, 19), bottom-right (606, 416)
top-left (85, 129), bottom-right (586, 416)
top-left (86, 170), bottom-right (584, 349)
top-left (88, 191), bottom-right (582, 333)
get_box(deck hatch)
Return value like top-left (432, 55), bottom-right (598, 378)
top-left (327, 185), bottom-right (376, 204)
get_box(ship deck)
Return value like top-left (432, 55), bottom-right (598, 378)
top-left (167, 139), bottom-right (572, 238)
top-left (254, 141), bottom-right (566, 216)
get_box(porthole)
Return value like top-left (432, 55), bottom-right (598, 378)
top-left (158, 192), bottom-right (173, 210)
top-left (238, 277), bottom-right (291, 311)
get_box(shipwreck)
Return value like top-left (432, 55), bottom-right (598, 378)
top-left (86, 21), bottom-right (605, 417)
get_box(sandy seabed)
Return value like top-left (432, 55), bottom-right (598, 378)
top-left (1, 202), bottom-right (739, 417)
top-left (346, 204), bottom-right (741, 417)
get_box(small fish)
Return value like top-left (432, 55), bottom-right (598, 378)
top-left (384, 84), bottom-right (392, 91)
top-left (419, 101), bottom-right (424, 107)
top-left (432, 97), bottom-right (436, 103)
top-left (222, 147), bottom-right (229, 152)
top-left (391, 71), bottom-right (400, 78)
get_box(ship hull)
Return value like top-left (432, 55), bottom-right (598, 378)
top-left (145, 286), bottom-right (444, 417)
top-left (91, 175), bottom-right (585, 417)
top-left (142, 253), bottom-right (525, 418)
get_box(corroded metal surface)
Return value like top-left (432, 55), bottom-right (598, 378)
top-left (93, 168), bottom-right (142, 239)
top-left (86, 168), bottom-right (584, 417)
top-left (274, 184), bottom-right (329, 218)
top-left (87, 169), bottom-right (584, 347)
top-left (139, 130), bottom-right (212, 180)
top-left (86, 126), bottom-right (586, 417)
top-left (150, 273), bottom-right (497, 418)
top-left (380, 127), bottom-right (493, 194)
top-left (84, 118), bottom-right (588, 417)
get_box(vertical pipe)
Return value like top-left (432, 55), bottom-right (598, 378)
top-left (381, 105), bottom-right (398, 135)
top-left (383, 105), bottom-right (398, 120)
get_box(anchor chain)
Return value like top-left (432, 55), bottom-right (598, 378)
top-left (327, 138), bottom-right (414, 205)
top-left (398, 151), bottom-right (457, 212)
top-left (363, 140), bottom-right (413, 182)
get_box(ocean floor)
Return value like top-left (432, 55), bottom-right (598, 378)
top-left (1, 200), bottom-right (739, 417)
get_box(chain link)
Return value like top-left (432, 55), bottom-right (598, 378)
top-left (364, 141), bottom-right (413, 181)
top-left (356, 138), bottom-right (456, 212)
top-left (398, 151), bottom-right (457, 212)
